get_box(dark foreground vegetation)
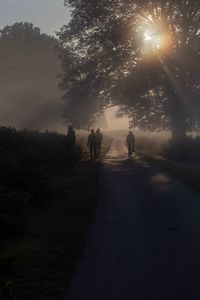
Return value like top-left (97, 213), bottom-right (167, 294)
top-left (0, 127), bottom-right (111, 300)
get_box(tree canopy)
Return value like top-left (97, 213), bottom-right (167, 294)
top-left (0, 22), bottom-right (62, 130)
top-left (58, 0), bottom-right (200, 138)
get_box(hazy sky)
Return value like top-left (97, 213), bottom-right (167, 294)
top-left (0, 0), bottom-right (129, 130)
top-left (0, 0), bottom-right (71, 35)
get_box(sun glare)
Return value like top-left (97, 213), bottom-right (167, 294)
top-left (137, 18), bottom-right (171, 55)
top-left (136, 16), bottom-right (169, 54)
top-left (143, 27), bottom-right (161, 50)
top-left (144, 32), bottom-right (152, 42)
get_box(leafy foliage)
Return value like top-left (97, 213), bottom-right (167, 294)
top-left (58, 0), bottom-right (200, 137)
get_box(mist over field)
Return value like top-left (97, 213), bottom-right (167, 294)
top-left (0, 23), bottom-right (66, 132)
top-left (0, 34), bottom-right (127, 133)
top-left (0, 79), bottom-right (64, 131)
top-left (0, 23), bottom-right (126, 133)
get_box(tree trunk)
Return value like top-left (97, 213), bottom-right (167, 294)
top-left (162, 56), bottom-right (188, 141)
top-left (165, 80), bottom-right (187, 141)
top-left (171, 112), bottom-right (187, 141)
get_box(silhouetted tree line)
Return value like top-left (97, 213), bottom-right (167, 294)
top-left (58, 0), bottom-right (200, 140)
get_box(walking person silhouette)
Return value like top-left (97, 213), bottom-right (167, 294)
top-left (87, 129), bottom-right (96, 159)
top-left (127, 131), bottom-right (135, 157)
top-left (95, 129), bottom-right (103, 158)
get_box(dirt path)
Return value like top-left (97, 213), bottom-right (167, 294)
top-left (66, 137), bottom-right (200, 300)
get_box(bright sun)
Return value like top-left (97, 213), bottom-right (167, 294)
top-left (137, 17), bottom-right (172, 55)
top-left (143, 28), bottom-right (161, 49)
top-left (144, 32), bottom-right (152, 42)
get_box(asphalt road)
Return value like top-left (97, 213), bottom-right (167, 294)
top-left (66, 137), bottom-right (200, 300)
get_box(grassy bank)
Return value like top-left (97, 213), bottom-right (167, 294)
top-left (136, 136), bottom-right (200, 193)
top-left (139, 154), bottom-right (200, 192)
top-left (0, 127), bottom-right (112, 300)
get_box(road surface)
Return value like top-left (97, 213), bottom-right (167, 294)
top-left (66, 137), bottom-right (200, 300)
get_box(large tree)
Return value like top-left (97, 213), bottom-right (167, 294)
top-left (58, 0), bottom-right (200, 139)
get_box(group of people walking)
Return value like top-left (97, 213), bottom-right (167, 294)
top-left (64, 125), bottom-right (135, 161)
top-left (87, 129), bottom-right (103, 160)
top-left (64, 125), bottom-right (103, 161)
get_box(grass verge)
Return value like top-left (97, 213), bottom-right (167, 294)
top-left (139, 152), bottom-right (200, 193)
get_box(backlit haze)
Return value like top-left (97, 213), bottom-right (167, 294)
top-left (0, 0), bottom-right (130, 132)
top-left (105, 107), bottom-right (129, 131)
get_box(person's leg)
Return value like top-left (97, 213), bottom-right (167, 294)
top-left (96, 145), bottom-right (99, 158)
top-left (92, 146), bottom-right (96, 159)
top-left (130, 145), bottom-right (133, 155)
top-left (90, 146), bottom-right (93, 159)
top-left (99, 144), bottom-right (102, 157)
top-left (94, 146), bottom-right (97, 159)
top-left (128, 144), bottom-right (131, 156)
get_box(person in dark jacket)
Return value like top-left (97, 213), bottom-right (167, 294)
top-left (87, 129), bottom-right (96, 159)
top-left (95, 129), bottom-right (103, 158)
top-left (127, 131), bottom-right (135, 157)
top-left (65, 125), bottom-right (76, 161)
